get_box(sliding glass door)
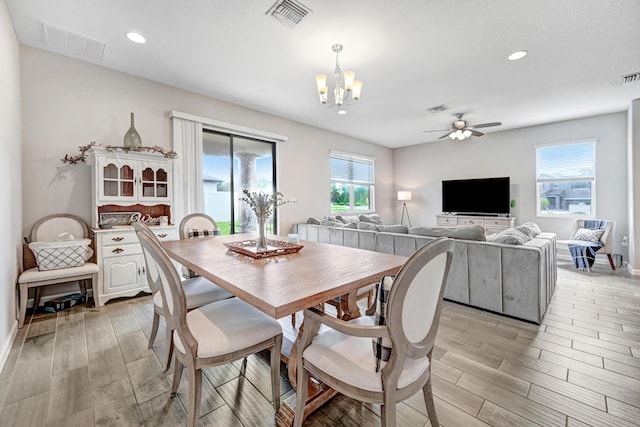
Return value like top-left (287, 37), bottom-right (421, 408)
top-left (202, 130), bottom-right (276, 235)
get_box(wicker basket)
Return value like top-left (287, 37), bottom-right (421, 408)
top-left (28, 239), bottom-right (92, 271)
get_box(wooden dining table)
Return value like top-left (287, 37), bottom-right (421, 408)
top-left (162, 233), bottom-right (407, 426)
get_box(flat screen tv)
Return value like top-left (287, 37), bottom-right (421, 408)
top-left (442, 177), bottom-right (510, 216)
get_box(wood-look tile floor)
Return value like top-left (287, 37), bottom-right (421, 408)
top-left (1, 260), bottom-right (639, 426)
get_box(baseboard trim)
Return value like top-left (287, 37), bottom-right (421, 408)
top-left (0, 319), bottom-right (18, 374)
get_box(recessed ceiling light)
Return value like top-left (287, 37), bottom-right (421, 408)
top-left (126, 32), bottom-right (146, 44)
top-left (508, 50), bottom-right (527, 61)
top-left (338, 109), bottom-right (347, 115)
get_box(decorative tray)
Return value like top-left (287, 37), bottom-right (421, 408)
top-left (224, 239), bottom-right (304, 259)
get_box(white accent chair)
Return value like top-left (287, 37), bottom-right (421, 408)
top-left (132, 222), bottom-right (233, 370)
top-left (17, 214), bottom-right (99, 328)
top-left (137, 231), bottom-right (282, 427)
top-left (563, 219), bottom-right (616, 270)
top-left (294, 238), bottom-right (454, 427)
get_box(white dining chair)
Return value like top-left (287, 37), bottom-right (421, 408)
top-left (294, 237), bottom-right (454, 427)
top-left (132, 222), bottom-right (233, 370)
top-left (137, 231), bottom-right (283, 427)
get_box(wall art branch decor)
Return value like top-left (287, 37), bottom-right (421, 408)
top-left (61, 141), bottom-right (177, 165)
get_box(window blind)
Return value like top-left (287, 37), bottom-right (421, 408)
top-left (536, 140), bottom-right (596, 182)
top-left (330, 153), bottom-right (374, 184)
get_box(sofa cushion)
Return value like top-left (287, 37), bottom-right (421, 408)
top-left (491, 227), bottom-right (531, 245)
top-left (320, 219), bottom-right (344, 227)
top-left (575, 228), bottom-right (604, 243)
top-left (357, 222), bottom-right (378, 231)
top-left (409, 225), bottom-right (486, 241)
top-left (358, 213), bottom-right (383, 225)
top-left (376, 224), bottom-right (409, 234)
top-left (335, 214), bottom-right (360, 224)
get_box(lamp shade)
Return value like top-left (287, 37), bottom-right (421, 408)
top-left (397, 191), bottom-right (412, 201)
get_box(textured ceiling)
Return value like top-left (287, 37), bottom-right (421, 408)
top-left (6, 0), bottom-right (640, 148)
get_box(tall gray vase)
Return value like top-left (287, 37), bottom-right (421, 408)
top-left (123, 112), bottom-right (142, 148)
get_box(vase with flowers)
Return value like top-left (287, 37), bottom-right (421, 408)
top-left (240, 189), bottom-right (294, 251)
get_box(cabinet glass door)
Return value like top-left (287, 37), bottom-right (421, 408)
top-left (101, 161), bottom-right (135, 199)
top-left (139, 164), bottom-right (170, 201)
top-left (120, 165), bottom-right (135, 197)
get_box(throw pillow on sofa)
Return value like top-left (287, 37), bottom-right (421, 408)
top-left (491, 227), bottom-right (531, 245)
top-left (410, 225), bottom-right (486, 241)
top-left (520, 221), bottom-right (542, 237)
top-left (575, 228), bottom-right (604, 243)
top-left (376, 224), bottom-right (409, 234)
top-left (357, 222), bottom-right (378, 231)
top-left (358, 213), bottom-right (383, 225)
top-left (335, 214), bottom-right (360, 224)
top-left (306, 217), bottom-right (321, 225)
top-left (320, 218), bottom-right (344, 227)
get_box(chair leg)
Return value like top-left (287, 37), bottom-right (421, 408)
top-left (18, 283), bottom-right (28, 328)
top-left (293, 362), bottom-right (310, 427)
top-left (91, 273), bottom-right (100, 309)
top-left (165, 326), bottom-right (175, 372)
top-left (271, 334), bottom-right (283, 410)
top-left (148, 311), bottom-right (160, 349)
top-left (291, 312), bottom-right (296, 329)
top-left (171, 359), bottom-right (183, 397)
top-left (423, 377), bottom-right (439, 427)
top-left (33, 287), bottom-right (42, 313)
top-left (381, 398), bottom-right (396, 427)
top-left (187, 364), bottom-right (202, 427)
top-left (607, 254), bottom-right (616, 270)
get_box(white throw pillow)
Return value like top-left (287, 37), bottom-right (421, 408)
top-left (575, 228), bottom-right (604, 243)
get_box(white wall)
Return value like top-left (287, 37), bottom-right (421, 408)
top-left (393, 112), bottom-right (629, 258)
top-left (0, 1), bottom-right (23, 367)
top-left (19, 46), bottom-right (394, 238)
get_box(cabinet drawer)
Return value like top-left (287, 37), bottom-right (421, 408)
top-left (153, 228), bottom-right (178, 241)
top-left (102, 243), bottom-right (142, 258)
top-left (437, 216), bottom-right (458, 226)
top-left (483, 218), bottom-right (511, 227)
top-left (100, 231), bottom-right (138, 246)
top-left (459, 218), bottom-right (482, 226)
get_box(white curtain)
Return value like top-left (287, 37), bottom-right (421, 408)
top-left (171, 117), bottom-right (204, 223)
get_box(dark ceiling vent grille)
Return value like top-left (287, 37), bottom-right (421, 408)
top-left (619, 72), bottom-right (640, 85)
top-left (427, 104), bottom-right (450, 113)
top-left (266, 0), bottom-right (312, 27)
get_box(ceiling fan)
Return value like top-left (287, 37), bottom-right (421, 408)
top-left (424, 113), bottom-right (502, 141)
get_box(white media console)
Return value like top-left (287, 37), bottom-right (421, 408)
top-left (436, 214), bottom-right (516, 234)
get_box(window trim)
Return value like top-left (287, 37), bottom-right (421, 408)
top-left (535, 138), bottom-right (596, 219)
top-left (330, 150), bottom-right (376, 213)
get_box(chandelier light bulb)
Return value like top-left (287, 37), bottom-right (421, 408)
top-left (314, 43), bottom-right (363, 112)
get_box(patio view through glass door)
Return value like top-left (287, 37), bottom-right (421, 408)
top-left (202, 130), bottom-right (276, 235)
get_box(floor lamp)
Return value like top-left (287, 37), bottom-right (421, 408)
top-left (398, 191), bottom-right (412, 227)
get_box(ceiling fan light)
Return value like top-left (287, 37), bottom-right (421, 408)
top-left (449, 132), bottom-right (456, 140)
top-left (463, 129), bottom-right (472, 138)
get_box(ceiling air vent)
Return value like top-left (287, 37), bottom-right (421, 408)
top-left (266, 0), bottom-right (312, 28)
top-left (427, 104), bottom-right (450, 114)
top-left (41, 22), bottom-right (105, 60)
top-left (619, 72), bottom-right (640, 85)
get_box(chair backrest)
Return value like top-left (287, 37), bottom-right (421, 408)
top-left (384, 238), bottom-right (454, 383)
top-left (569, 219), bottom-right (615, 253)
top-left (133, 222), bottom-right (162, 294)
top-left (30, 214), bottom-right (90, 242)
top-left (138, 232), bottom-right (198, 356)
top-left (179, 213), bottom-right (219, 239)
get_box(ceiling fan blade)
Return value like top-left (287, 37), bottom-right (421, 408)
top-left (469, 129), bottom-right (485, 137)
top-left (470, 121), bottom-right (502, 129)
top-left (423, 129), bottom-right (451, 133)
top-left (438, 131), bottom-right (453, 139)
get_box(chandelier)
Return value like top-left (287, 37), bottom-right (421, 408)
top-left (315, 44), bottom-right (363, 115)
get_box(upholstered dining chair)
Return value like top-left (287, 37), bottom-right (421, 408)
top-left (294, 237), bottom-right (454, 427)
top-left (17, 214), bottom-right (99, 328)
top-left (178, 213), bottom-right (221, 278)
top-left (137, 231), bottom-right (283, 427)
top-left (132, 222), bottom-right (233, 370)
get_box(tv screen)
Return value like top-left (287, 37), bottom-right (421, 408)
top-left (442, 177), bottom-right (510, 216)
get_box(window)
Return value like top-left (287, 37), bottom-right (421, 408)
top-left (202, 130), bottom-right (277, 234)
top-left (536, 139), bottom-right (596, 217)
top-left (330, 151), bottom-right (375, 213)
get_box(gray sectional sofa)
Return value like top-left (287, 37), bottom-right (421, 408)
top-left (294, 222), bottom-right (557, 323)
